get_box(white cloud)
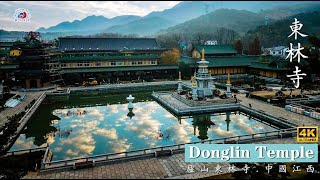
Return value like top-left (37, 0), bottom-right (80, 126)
top-left (94, 128), bottom-right (118, 140)
top-left (0, 1), bottom-right (181, 31)
top-left (108, 138), bottom-right (131, 153)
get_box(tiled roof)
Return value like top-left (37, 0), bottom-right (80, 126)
top-left (0, 42), bottom-right (14, 47)
top-left (180, 55), bottom-right (292, 71)
top-left (62, 65), bottom-right (178, 73)
top-left (271, 46), bottom-right (287, 51)
top-left (58, 37), bottom-right (162, 51)
top-left (205, 56), bottom-right (258, 67)
top-left (51, 55), bottom-right (160, 61)
top-left (249, 61), bottom-right (288, 70)
top-left (194, 45), bottom-right (237, 55)
top-left (180, 56), bottom-right (258, 67)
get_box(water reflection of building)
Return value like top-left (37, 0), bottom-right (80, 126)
top-left (23, 107), bottom-right (60, 146)
top-left (178, 116), bottom-right (182, 124)
top-left (54, 109), bottom-right (88, 117)
top-left (127, 108), bottom-right (135, 119)
top-left (53, 120), bottom-right (73, 139)
top-left (225, 111), bottom-right (231, 131)
top-left (192, 114), bottom-right (215, 140)
top-left (23, 125), bottom-right (57, 146)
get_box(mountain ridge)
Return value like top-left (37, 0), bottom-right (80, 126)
top-left (37, 15), bottom-right (141, 33)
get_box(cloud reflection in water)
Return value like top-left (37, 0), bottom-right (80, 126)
top-left (10, 101), bottom-right (277, 161)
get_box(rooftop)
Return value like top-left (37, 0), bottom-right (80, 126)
top-left (181, 55), bottom-right (258, 67)
top-left (194, 45), bottom-right (237, 55)
top-left (58, 37), bottom-right (162, 51)
top-left (62, 65), bottom-right (178, 73)
top-left (0, 42), bottom-right (15, 47)
top-left (51, 54), bottom-right (160, 61)
top-left (271, 46), bottom-right (287, 51)
top-left (180, 55), bottom-right (292, 71)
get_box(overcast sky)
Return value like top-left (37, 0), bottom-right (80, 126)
top-left (0, 1), bottom-right (181, 31)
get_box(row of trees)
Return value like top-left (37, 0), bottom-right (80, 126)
top-left (156, 28), bottom-right (262, 56)
top-left (156, 27), bottom-right (241, 54)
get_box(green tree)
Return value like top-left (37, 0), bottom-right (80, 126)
top-left (248, 69), bottom-right (260, 86)
top-left (135, 71), bottom-right (146, 81)
top-left (113, 71), bottom-right (124, 83)
top-left (308, 35), bottom-right (320, 47)
top-left (179, 62), bottom-right (192, 79)
top-left (258, 56), bottom-right (272, 63)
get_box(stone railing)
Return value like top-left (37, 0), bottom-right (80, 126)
top-left (171, 92), bottom-right (236, 107)
top-left (40, 127), bottom-right (296, 171)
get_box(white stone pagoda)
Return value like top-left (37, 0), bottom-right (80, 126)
top-left (195, 49), bottom-right (215, 98)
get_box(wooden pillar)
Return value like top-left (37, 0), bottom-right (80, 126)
top-left (37, 79), bottom-right (41, 88)
top-left (25, 79), bottom-right (30, 89)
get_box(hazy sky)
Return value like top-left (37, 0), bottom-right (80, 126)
top-left (0, 1), bottom-right (181, 31)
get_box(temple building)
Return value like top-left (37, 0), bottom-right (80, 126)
top-left (13, 32), bottom-right (54, 89)
top-left (0, 35), bottom-right (179, 88)
top-left (51, 37), bottom-right (178, 79)
top-left (181, 44), bottom-right (304, 79)
top-left (0, 41), bottom-right (15, 64)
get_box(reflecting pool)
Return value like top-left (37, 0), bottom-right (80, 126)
top-left (10, 92), bottom-right (277, 161)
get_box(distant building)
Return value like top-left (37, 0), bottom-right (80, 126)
top-left (269, 46), bottom-right (288, 57)
top-left (191, 45), bottom-right (237, 57)
top-left (0, 41), bottom-right (14, 51)
top-left (0, 41), bottom-right (14, 62)
top-left (204, 40), bottom-right (218, 45)
top-left (261, 47), bottom-right (272, 55)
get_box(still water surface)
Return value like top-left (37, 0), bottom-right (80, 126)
top-left (10, 92), bottom-right (276, 161)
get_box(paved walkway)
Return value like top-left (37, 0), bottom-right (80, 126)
top-left (21, 137), bottom-right (304, 179)
top-left (159, 93), bottom-right (190, 109)
top-left (0, 92), bottom-right (42, 128)
top-left (68, 81), bottom-right (179, 92)
top-left (237, 94), bottom-right (320, 127)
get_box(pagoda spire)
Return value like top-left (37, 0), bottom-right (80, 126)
top-left (201, 48), bottom-right (205, 61)
top-left (227, 72), bottom-right (231, 84)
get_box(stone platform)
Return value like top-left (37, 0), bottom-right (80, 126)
top-left (152, 91), bottom-right (296, 129)
top-left (152, 91), bottom-right (239, 116)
